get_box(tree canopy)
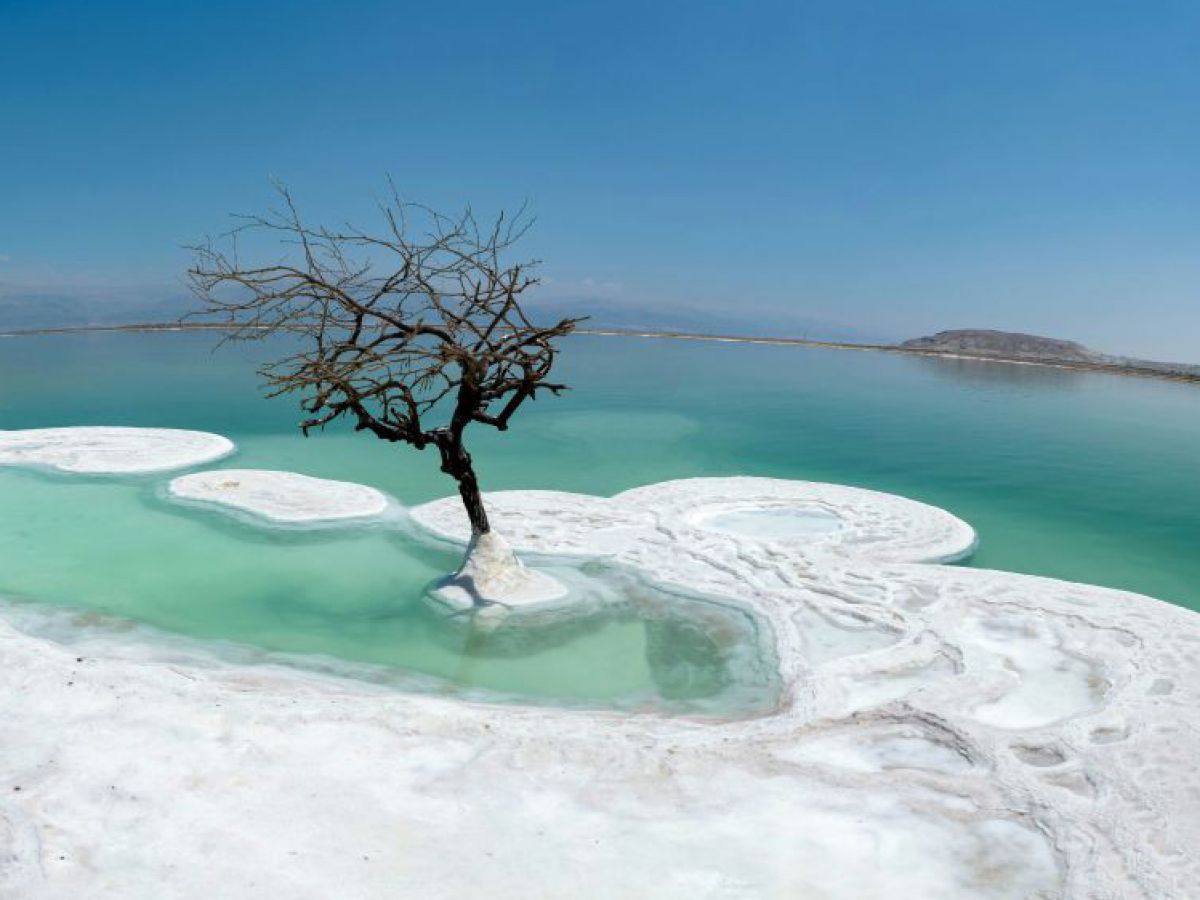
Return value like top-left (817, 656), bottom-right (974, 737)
top-left (188, 185), bottom-right (581, 534)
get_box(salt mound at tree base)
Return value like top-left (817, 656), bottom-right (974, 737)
top-left (427, 530), bottom-right (569, 613)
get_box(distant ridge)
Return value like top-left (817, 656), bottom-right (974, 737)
top-left (901, 328), bottom-right (1200, 380)
top-left (0, 289), bottom-right (893, 346)
top-left (902, 329), bottom-right (1097, 364)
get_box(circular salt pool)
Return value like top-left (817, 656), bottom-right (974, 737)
top-left (691, 505), bottom-right (843, 540)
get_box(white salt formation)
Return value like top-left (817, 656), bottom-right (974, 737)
top-left (429, 530), bottom-right (569, 612)
top-left (1, 469), bottom-right (1198, 898)
top-left (0, 426), bottom-right (234, 474)
top-left (691, 504), bottom-right (842, 539)
top-left (168, 469), bottom-right (391, 523)
top-left (410, 476), bottom-right (979, 566)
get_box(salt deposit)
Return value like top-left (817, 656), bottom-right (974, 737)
top-left (0, 426), bottom-right (234, 474)
top-left (2, 468), bottom-right (1198, 897)
top-left (168, 469), bottom-right (391, 523)
top-left (425, 530), bottom-right (570, 613)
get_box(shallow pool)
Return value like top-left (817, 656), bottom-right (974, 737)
top-left (0, 467), bottom-right (780, 713)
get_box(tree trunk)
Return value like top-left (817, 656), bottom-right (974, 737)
top-left (456, 468), bottom-right (490, 535)
top-left (434, 371), bottom-right (492, 535)
top-left (434, 429), bottom-right (490, 535)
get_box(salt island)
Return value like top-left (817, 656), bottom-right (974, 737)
top-left (0, 426), bottom-right (233, 474)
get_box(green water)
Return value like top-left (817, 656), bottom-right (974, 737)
top-left (0, 465), bottom-right (775, 711)
top-left (2, 331), bottom-right (1199, 707)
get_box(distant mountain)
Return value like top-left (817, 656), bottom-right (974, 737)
top-left (523, 296), bottom-right (893, 344)
top-left (901, 329), bottom-right (1098, 363)
top-left (0, 285), bottom-right (190, 330)
top-left (901, 329), bottom-right (1200, 380)
top-left (0, 285), bottom-right (889, 345)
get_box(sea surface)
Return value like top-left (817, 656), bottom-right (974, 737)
top-left (2, 331), bottom-right (1198, 709)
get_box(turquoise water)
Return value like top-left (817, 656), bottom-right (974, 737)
top-left (2, 331), bottom-right (1199, 706)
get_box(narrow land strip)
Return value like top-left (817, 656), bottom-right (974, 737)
top-left (3, 321), bottom-right (1198, 384)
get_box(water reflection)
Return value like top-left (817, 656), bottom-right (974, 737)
top-left (428, 560), bottom-right (782, 716)
top-left (905, 353), bottom-right (1085, 391)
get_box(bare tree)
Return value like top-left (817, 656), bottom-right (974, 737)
top-left (187, 184), bottom-right (581, 539)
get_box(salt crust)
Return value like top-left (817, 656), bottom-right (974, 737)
top-left (411, 478), bottom-right (980, 567)
top-left (430, 530), bottom-right (570, 612)
top-left (0, 426), bottom-right (234, 474)
top-left (2, 472), bottom-right (1199, 897)
top-left (168, 469), bottom-right (391, 523)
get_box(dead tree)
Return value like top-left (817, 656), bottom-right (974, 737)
top-left (187, 185), bottom-right (581, 536)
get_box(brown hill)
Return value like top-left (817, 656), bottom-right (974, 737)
top-left (901, 329), bottom-right (1098, 363)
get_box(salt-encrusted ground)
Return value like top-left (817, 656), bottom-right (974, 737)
top-left (0, 427), bottom-right (233, 474)
top-left (168, 469), bottom-right (392, 523)
top-left (1, 429), bottom-right (1198, 899)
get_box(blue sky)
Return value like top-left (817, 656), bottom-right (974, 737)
top-left (1, 0), bottom-right (1198, 358)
